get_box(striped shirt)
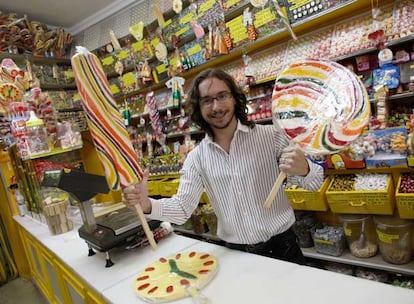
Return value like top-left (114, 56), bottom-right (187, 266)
top-left (150, 121), bottom-right (324, 244)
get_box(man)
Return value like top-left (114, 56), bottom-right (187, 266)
top-left (123, 68), bottom-right (324, 264)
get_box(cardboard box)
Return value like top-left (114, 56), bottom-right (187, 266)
top-left (364, 127), bottom-right (408, 168)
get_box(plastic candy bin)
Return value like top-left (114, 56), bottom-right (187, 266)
top-left (339, 214), bottom-right (378, 258)
top-left (374, 215), bottom-right (413, 265)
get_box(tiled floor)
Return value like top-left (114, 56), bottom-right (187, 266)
top-left (0, 277), bottom-right (48, 304)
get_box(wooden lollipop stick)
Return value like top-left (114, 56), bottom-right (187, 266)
top-left (263, 171), bottom-right (286, 208)
top-left (134, 204), bottom-right (158, 250)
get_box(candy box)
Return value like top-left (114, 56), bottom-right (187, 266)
top-left (284, 177), bottom-right (331, 211)
top-left (364, 127), bottom-right (408, 168)
top-left (159, 178), bottom-right (180, 197)
top-left (326, 174), bottom-right (395, 215)
top-left (395, 172), bottom-right (414, 219)
top-left (355, 54), bottom-right (370, 71)
top-left (147, 176), bottom-right (168, 196)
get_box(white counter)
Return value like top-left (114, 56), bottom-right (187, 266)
top-left (15, 215), bottom-right (414, 304)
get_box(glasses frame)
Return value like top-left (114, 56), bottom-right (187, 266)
top-left (199, 91), bottom-right (233, 108)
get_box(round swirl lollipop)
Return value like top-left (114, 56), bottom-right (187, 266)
top-left (264, 59), bottom-right (370, 208)
top-left (272, 59), bottom-right (370, 154)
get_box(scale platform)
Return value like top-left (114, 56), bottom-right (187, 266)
top-left (78, 207), bottom-right (161, 252)
top-left (42, 169), bottom-right (162, 266)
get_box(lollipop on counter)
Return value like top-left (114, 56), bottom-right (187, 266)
top-left (71, 46), bottom-right (157, 250)
top-left (264, 59), bottom-right (370, 208)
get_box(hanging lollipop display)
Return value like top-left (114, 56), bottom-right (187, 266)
top-left (264, 59), bottom-right (371, 208)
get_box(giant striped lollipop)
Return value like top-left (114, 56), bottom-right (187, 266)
top-left (264, 59), bottom-right (370, 208)
top-left (72, 46), bottom-right (157, 249)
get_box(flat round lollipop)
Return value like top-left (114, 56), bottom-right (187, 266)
top-left (264, 59), bottom-right (370, 208)
top-left (134, 251), bottom-right (217, 302)
top-left (272, 59), bottom-right (370, 155)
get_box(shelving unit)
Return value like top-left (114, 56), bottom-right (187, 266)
top-left (29, 145), bottom-right (83, 160)
top-left (173, 224), bottom-right (414, 276)
top-left (302, 247), bottom-right (414, 276)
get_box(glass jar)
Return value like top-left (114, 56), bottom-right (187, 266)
top-left (26, 111), bottom-right (50, 156)
top-left (339, 214), bottom-right (378, 258)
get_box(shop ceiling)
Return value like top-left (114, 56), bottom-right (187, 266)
top-left (0, 0), bottom-right (142, 35)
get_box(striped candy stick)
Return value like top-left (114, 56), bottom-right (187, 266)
top-left (71, 46), bottom-right (157, 250)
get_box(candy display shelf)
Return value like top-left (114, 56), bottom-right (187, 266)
top-left (301, 247), bottom-right (414, 276)
top-left (173, 224), bottom-right (414, 276)
top-left (108, 0), bottom-right (383, 103)
top-left (331, 34), bottom-right (414, 62)
top-left (388, 91), bottom-right (414, 102)
top-left (29, 145), bottom-right (83, 160)
top-left (172, 224), bottom-right (222, 243)
top-left (0, 52), bottom-right (71, 65)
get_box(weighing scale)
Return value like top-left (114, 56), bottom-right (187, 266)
top-left (42, 169), bottom-right (161, 267)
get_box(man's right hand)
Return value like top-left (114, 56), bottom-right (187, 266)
top-left (122, 169), bottom-right (152, 214)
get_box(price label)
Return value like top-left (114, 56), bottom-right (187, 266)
top-left (156, 63), bottom-right (167, 74)
top-left (101, 56), bottom-right (115, 66)
top-left (284, 0), bottom-right (316, 11)
top-left (226, 0), bottom-right (243, 8)
top-left (226, 16), bottom-right (247, 43)
top-left (73, 92), bottom-right (81, 101)
top-left (64, 70), bottom-right (74, 79)
top-left (110, 84), bottom-right (120, 95)
top-left (170, 57), bottom-right (178, 69)
top-left (132, 40), bottom-right (145, 52)
top-left (376, 230), bottom-right (399, 244)
top-left (254, 7), bottom-right (276, 28)
top-left (176, 25), bottom-right (191, 37)
top-left (122, 72), bottom-right (136, 87)
top-left (314, 239), bottom-right (334, 245)
top-left (116, 49), bottom-right (130, 60)
top-left (163, 18), bottom-right (172, 28)
top-left (188, 43), bottom-right (202, 56)
top-left (151, 37), bottom-right (160, 48)
top-left (129, 22), bottom-right (144, 41)
top-left (199, 0), bottom-right (216, 14)
top-left (180, 11), bottom-right (195, 25)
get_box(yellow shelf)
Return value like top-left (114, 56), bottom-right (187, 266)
top-left (29, 145), bottom-right (83, 160)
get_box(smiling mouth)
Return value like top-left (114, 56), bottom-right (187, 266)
top-left (211, 110), bottom-right (226, 119)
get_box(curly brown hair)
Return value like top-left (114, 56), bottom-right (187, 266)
top-left (184, 68), bottom-right (255, 138)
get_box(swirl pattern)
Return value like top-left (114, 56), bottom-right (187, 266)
top-left (272, 59), bottom-right (370, 155)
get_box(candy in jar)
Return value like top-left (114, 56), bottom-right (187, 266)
top-left (25, 111), bottom-right (50, 156)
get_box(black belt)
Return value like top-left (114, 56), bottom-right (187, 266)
top-left (225, 227), bottom-right (295, 254)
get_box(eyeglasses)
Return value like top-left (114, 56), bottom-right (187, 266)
top-left (199, 91), bottom-right (232, 107)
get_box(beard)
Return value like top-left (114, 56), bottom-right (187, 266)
top-left (206, 109), bottom-right (236, 130)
